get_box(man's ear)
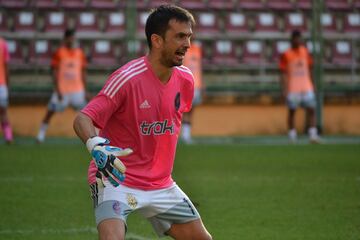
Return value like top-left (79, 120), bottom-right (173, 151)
top-left (151, 34), bottom-right (163, 49)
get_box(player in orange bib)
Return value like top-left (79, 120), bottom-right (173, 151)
top-left (181, 40), bottom-right (203, 144)
top-left (36, 29), bottom-right (87, 143)
top-left (0, 37), bottom-right (13, 144)
top-left (279, 30), bottom-right (320, 143)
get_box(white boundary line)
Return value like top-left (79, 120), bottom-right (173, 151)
top-left (0, 227), bottom-right (153, 240)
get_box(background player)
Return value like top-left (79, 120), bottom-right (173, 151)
top-left (73, 5), bottom-right (212, 240)
top-left (181, 40), bottom-right (203, 144)
top-left (0, 37), bottom-right (13, 144)
top-left (279, 30), bottom-right (320, 143)
top-left (37, 29), bottom-right (87, 143)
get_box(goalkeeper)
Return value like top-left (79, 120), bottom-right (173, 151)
top-left (73, 4), bottom-right (212, 240)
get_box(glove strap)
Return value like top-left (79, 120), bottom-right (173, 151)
top-left (86, 136), bottom-right (109, 153)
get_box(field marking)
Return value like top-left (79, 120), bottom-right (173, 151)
top-left (0, 226), bottom-right (153, 239)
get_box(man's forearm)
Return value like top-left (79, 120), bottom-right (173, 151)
top-left (73, 112), bottom-right (97, 144)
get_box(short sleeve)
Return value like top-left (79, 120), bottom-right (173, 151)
top-left (279, 53), bottom-right (287, 72)
top-left (51, 49), bottom-right (60, 68)
top-left (182, 75), bottom-right (194, 113)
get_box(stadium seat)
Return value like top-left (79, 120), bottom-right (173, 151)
top-left (75, 12), bottom-right (99, 34)
top-left (137, 12), bottom-right (149, 38)
top-left (272, 40), bottom-right (290, 62)
top-left (58, 0), bottom-right (86, 9)
top-left (255, 13), bottom-right (278, 32)
top-left (178, 0), bottom-right (207, 10)
top-left (90, 40), bottom-right (118, 66)
top-left (14, 12), bottom-right (36, 33)
top-left (295, 0), bottom-right (311, 10)
top-left (44, 12), bottom-right (67, 33)
top-left (355, 0), bottom-right (360, 10)
top-left (321, 13), bottom-right (337, 33)
top-left (242, 40), bottom-right (265, 64)
top-left (104, 12), bottom-right (125, 35)
top-left (343, 13), bottom-right (360, 33)
top-left (6, 40), bottom-right (27, 66)
top-left (29, 40), bottom-right (53, 66)
top-left (267, 0), bottom-right (294, 10)
top-left (238, 0), bottom-right (265, 10)
top-left (0, 12), bottom-right (8, 32)
top-left (331, 40), bottom-right (353, 65)
top-left (136, 0), bottom-right (148, 9)
top-left (208, 0), bottom-right (235, 10)
top-left (325, 0), bottom-right (351, 10)
top-left (89, 0), bottom-right (118, 9)
top-left (0, 0), bottom-right (28, 9)
top-left (31, 0), bottom-right (58, 9)
top-left (194, 12), bottom-right (219, 36)
top-left (224, 13), bottom-right (249, 34)
top-left (211, 40), bottom-right (239, 66)
top-left (284, 13), bottom-right (307, 32)
top-left (148, 0), bottom-right (176, 8)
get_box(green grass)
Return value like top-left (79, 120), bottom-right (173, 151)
top-left (0, 140), bottom-right (360, 239)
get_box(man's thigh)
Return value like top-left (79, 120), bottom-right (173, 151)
top-left (166, 218), bottom-right (212, 240)
top-left (97, 218), bottom-right (126, 240)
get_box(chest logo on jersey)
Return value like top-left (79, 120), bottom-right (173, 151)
top-left (140, 119), bottom-right (174, 135)
top-left (175, 92), bottom-right (180, 111)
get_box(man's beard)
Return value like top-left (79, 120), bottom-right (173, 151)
top-left (160, 49), bottom-right (182, 68)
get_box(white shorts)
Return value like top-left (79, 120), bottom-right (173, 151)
top-left (0, 85), bottom-right (9, 108)
top-left (90, 182), bottom-right (200, 237)
top-left (193, 89), bottom-right (202, 106)
top-left (47, 91), bottom-right (86, 112)
top-left (287, 91), bottom-right (316, 110)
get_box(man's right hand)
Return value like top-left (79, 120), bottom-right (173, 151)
top-left (86, 137), bottom-right (133, 187)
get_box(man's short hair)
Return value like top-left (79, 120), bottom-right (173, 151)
top-left (291, 30), bottom-right (301, 39)
top-left (64, 29), bottom-right (75, 38)
top-left (145, 4), bottom-right (195, 49)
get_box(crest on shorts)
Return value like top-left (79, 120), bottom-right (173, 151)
top-left (112, 201), bottom-right (121, 215)
top-left (126, 193), bottom-right (138, 209)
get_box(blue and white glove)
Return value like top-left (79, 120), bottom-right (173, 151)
top-left (86, 136), bottom-right (133, 187)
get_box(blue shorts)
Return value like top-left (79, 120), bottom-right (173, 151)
top-left (0, 85), bottom-right (9, 108)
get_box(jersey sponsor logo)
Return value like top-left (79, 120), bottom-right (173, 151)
top-left (139, 100), bottom-right (151, 109)
top-left (140, 119), bottom-right (175, 135)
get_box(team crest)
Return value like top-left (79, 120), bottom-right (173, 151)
top-left (126, 193), bottom-right (138, 209)
top-left (175, 92), bottom-right (180, 111)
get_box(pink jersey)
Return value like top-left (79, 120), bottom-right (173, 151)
top-left (82, 56), bottom-right (194, 190)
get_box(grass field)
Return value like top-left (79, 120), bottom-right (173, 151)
top-left (0, 138), bottom-right (360, 240)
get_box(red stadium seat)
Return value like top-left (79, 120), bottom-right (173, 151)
top-left (296, 0), bottom-right (311, 10)
top-left (29, 40), bottom-right (53, 65)
top-left (31, 0), bottom-right (58, 9)
top-left (194, 12), bottom-right (219, 36)
top-left (89, 0), bottom-right (118, 9)
top-left (321, 13), bottom-right (337, 33)
top-left (224, 13), bottom-right (248, 34)
top-left (343, 13), bottom-right (360, 33)
top-left (238, 0), bottom-right (265, 10)
top-left (14, 12), bottom-right (36, 33)
top-left (255, 13), bottom-right (278, 32)
top-left (284, 13), bottom-right (307, 32)
top-left (90, 40), bottom-right (118, 66)
top-left (212, 40), bottom-right (239, 66)
top-left (0, 12), bottom-right (8, 32)
top-left (355, 0), bottom-right (360, 9)
top-left (136, 0), bottom-right (148, 9)
top-left (6, 40), bottom-right (27, 66)
top-left (208, 0), bottom-right (235, 10)
top-left (148, 0), bottom-right (176, 8)
top-left (0, 0), bottom-right (28, 8)
top-left (75, 12), bottom-right (99, 33)
top-left (178, 0), bottom-right (207, 10)
top-left (242, 40), bottom-right (265, 64)
top-left (104, 12), bottom-right (125, 35)
top-left (44, 12), bottom-right (67, 33)
top-left (325, 0), bottom-right (351, 10)
top-left (58, 0), bottom-right (86, 9)
top-left (331, 40), bottom-right (353, 65)
top-left (267, 0), bottom-right (294, 10)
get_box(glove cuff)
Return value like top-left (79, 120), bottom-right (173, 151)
top-left (86, 136), bottom-right (109, 153)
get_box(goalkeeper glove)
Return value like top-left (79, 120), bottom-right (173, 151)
top-left (86, 136), bottom-right (133, 187)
